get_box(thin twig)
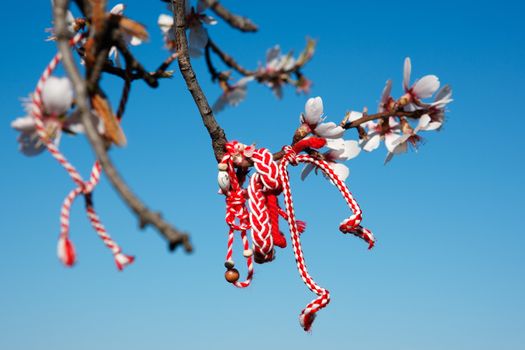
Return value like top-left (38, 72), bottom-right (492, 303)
top-left (207, 38), bottom-right (255, 76)
top-left (344, 109), bottom-right (427, 129)
top-left (203, 0), bottom-right (258, 32)
top-left (174, 0), bottom-right (228, 162)
top-left (54, 0), bottom-right (192, 252)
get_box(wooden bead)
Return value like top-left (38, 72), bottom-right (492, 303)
top-left (225, 268), bottom-right (240, 283)
top-left (217, 163), bottom-right (228, 171)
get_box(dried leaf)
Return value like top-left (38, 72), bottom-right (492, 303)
top-left (119, 17), bottom-right (149, 42)
top-left (91, 94), bottom-right (127, 146)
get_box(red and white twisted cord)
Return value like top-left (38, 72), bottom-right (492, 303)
top-left (278, 145), bottom-right (375, 331)
top-left (221, 154), bottom-right (254, 288)
top-left (32, 33), bottom-right (133, 270)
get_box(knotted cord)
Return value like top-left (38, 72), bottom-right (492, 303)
top-left (219, 137), bottom-right (375, 331)
top-left (32, 33), bottom-right (133, 270)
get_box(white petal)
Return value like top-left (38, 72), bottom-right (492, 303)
top-left (393, 134), bottom-right (410, 147)
top-left (129, 36), bottom-right (143, 46)
top-left (281, 55), bottom-right (296, 71)
top-left (363, 120), bottom-right (378, 131)
top-left (266, 46), bottom-right (281, 65)
top-left (212, 94), bottom-right (228, 113)
top-left (361, 134), bottom-right (381, 152)
top-left (393, 141), bottom-right (408, 154)
top-left (330, 163), bottom-right (350, 182)
top-left (413, 75), bottom-right (440, 98)
top-left (403, 57), bottom-right (411, 91)
top-left (110, 3), bottom-right (125, 15)
top-left (314, 122), bottom-right (344, 139)
top-left (388, 117), bottom-right (401, 130)
top-left (11, 116), bottom-right (36, 132)
top-left (325, 137), bottom-right (345, 151)
top-left (423, 121), bottom-right (442, 131)
top-left (385, 132), bottom-right (402, 153)
top-left (158, 14), bottom-right (174, 32)
top-left (379, 79), bottom-right (392, 112)
top-left (304, 96), bottom-right (323, 125)
top-left (432, 85), bottom-right (453, 108)
top-left (236, 76), bottom-right (255, 87)
top-left (17, 130), bottom-right (46, 156)
top-left (435, 84), bottom-right (452, 100)
top-left (415, 114), bottom-right (431, 132)
top-left (188, 25), bottom-right (208, 57)
top-left (339, 140), bottom-right (361, 160)
top-left (348, 111), bottom-right (362, 123)
top-left (42, 77), bottom-right (73, 115)
top-left (325, 148), bottom-right (344, 161)
top-left (403, 103), bottom-right (419, 112)
top-left (227, 86), bottom-right (248, 107)
top-left (384, 142), bottom-right (407, 164)
top-left (202, 15), bottom-right (218, 25)
top-left (300, 163), bottom-right (316, 181)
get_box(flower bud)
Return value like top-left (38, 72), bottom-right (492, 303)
top-left (42, 76), bottom-right (73, 116)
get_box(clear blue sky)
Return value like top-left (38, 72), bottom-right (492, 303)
top-left (1, 1), bottom-right (524, 349)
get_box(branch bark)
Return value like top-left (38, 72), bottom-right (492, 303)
top-left (203, 0), bottom-right (258, 32)
top-left (174, 0), bottom-right (228, 162)
top-left (54, 0), bottom-right (192, 252)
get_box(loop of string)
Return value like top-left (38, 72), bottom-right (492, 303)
top-left (31, 33), bottom-right (133, 270)
top-left (219, 138), bottom-right (375, 331)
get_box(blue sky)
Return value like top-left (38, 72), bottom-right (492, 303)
top-left (1, 1), bottom-right (524, 349)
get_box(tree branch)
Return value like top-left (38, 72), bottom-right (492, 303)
top-left (174, 0), bottom-right (228, 162)
top-left (54, 0), bottom-right (192, 252)
top-left (344, 109), bottom-right (427, 129)
top-left (203, 0), bottom-right (258, 32)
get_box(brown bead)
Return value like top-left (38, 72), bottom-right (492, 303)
top-left (224, 268), bottom-right (240, 283)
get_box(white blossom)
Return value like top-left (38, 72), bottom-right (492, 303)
top-left (12, 78), bottom-right (84, 157)
top-left (42, 77), bottom-right (74, 116)
top-left (265, 46), bottom-right (296, 72)
top-left (300, 97), bottom-right (345, 139)
top-left (378, 79), bottom-right (394, 113)
top-left (212, 77), bottom-right (254, 113)
top-left (359, 117), bottom-right (402, 153)
top-left (158, 0), bottom-right (216, 58)
top-left (11, 99), bottom-right (61, 156)
top-left (402, 57), bottom-right (440, 111)
top-left (384, 115), bottom-right (431, 163)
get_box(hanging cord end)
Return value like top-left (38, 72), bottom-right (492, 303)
top-left (299, 312), bottom-right (317, 332)
top-left (57, 236), bottom-right (76, 267)
top-left (114, 252), bottom-right (135, 271)
top-left (343, 225), bottom-right (375, 249)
